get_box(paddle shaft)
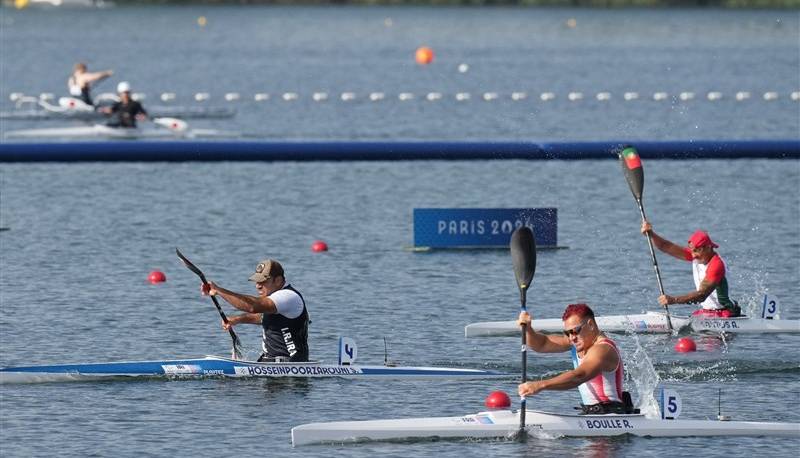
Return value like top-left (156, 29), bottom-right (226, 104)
top-left (635, 200), bottom-right (674, 331)
top-left (175, 249), bottom-right (244, 357)
top-left (519, 290), bottom-right (528, 432)
top-left (510, 226), bottom-right (536, 439)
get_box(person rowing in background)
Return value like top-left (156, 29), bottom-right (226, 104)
top-left (518, 303), bottom-right (636, 415)
top-left (68, 62), bottom-right (113, 106)
top-left (100, 82), bottom-right (147, 128)
top-left (200, 258), bottom-right (310, 362)
top-left (641, 221), bottom-right (741, 317)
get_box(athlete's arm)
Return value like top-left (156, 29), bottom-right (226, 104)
top-left (222, 312), bottom-right (262, 330)
top-left (518, 312), bottom-right (572, 353)
top-left (641, 221), bottom-right (686, 260)
top-left (202, 282), bottom-right (278, 314)
top-left (665, 279), bottom-right (717, 305)
top-left (83, 70), bottom-right (112, 84)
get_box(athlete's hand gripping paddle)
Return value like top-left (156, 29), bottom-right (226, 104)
top-left (510, 226), bottom-right (537, 439)
top-left (176, 248), bottom-right (244, 360)
top-left (618, 145), bottom-right (673, 332)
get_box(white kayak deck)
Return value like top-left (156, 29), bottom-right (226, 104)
top-left (3, 124), bottom-right (238, 140)
top-left (291, 408), bottom-right (800, 446)
top-left (465, 311), bottom-right (800, 338)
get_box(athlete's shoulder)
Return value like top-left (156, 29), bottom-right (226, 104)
top-left (707, 253), bottom-right (726, 272)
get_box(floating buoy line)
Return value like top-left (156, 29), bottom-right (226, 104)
top-left (9, 90), bottom-right (800, 106)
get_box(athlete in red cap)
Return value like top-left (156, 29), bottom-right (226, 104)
top-left (641, 220), bottom-right (741, 317)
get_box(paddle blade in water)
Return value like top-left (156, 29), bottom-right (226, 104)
top-left (510, 227), bottom-right (537, 291)
top-left (618, 145), bottom-right (644, 201)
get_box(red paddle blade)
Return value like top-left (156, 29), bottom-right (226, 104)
top-left (618, 145), bottom-right (644, 201)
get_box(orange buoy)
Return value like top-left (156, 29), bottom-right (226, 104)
top-left (674, 337), bottom-right (697, 353)
top-left (415, 46), bottom-right (434, 65)
top-left (311, 240), bottom-right (328, 252)
top-left (148, 271), bottom-right (166, 284)
top-left (485, 390), bottom-right (511, 409)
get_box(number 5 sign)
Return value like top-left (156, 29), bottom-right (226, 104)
top-left (660, 388), bottom-right (683, 420)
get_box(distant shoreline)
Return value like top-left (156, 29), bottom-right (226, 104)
top-left (108, 1), bottom-right (800, 8)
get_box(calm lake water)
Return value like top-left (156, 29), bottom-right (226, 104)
top-left (1, 5), bottom-right (799, 458)
top-left (0, 5), bottom-right (798, 140)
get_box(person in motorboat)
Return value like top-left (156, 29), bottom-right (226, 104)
top-left (641, 221), bottom-right (741, 317)
top-left (68, 62), bottom-right (113, 106)
top-left (200, 258), bottom-right (310, 362)
top-left (517, 303), bottom-right (637, 415)
top-left (101, 81), bottom-right (148, 128)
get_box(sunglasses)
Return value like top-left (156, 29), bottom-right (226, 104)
top-left (563, 320), bottom-right (589, 337)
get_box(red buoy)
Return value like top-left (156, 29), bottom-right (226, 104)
top-left (484, 390), bottom-right (511, 409)
top-left (674, 337), bottom-right (697, 353)
top-left (148, 270), bottom-right (166, 284)
top-left (415, 46), bottom-right (434, 65)
top-left (311, 240), bottom-right (328, 252)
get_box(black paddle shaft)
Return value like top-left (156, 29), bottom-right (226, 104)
top-left (175, 248), bottom-right (244, 358)
top-left (618, 147), bottom-right (674, 331)
top-left (510, 227), bottom-right (537, 437)
top-left (636, 202), bottom-right (667, 296)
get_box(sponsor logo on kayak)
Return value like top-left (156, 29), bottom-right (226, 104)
top-left (162, 364), bottom-right (203, 375)
top-left (633, 320), bottom-right (668, 331)
top-left (585, 418), bottom-right (634, 429)
top-left (233, 365), bottom-right (361, 377)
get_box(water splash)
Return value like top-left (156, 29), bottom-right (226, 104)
top-left (621, 329), bottom-right (661, 418)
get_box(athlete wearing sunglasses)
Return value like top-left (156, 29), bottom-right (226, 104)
top-left (517, 303), bottom-right (634, 415)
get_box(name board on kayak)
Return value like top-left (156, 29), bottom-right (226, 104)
top-left (413, 208), bottom-right (558, 250)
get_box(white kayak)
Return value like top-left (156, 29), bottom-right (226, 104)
top-left (5, 95), bottom-right (236, 120)
top-left (465, 312), bottom-right (800, 337)
top-left (0, 106), bottom-right (236, 120)
top-left (3, 124), bottom-right (237, 140)
top-left (291, 408), bottom-right (800, 446)
top-left (4, 124), bottom-right (180, 139)
top-left (465, 294), bottom-right (799, 337)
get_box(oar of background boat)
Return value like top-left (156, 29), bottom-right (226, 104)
top-left (175, 248), bottom-right (244, 360)
top-left (152, 117), bottom-right (188, 134)
top-left (618, 145), bottom-right (673, 332)
top-left (510, 226), bottom-right (537, 439)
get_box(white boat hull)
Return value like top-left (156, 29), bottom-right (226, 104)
top-left (291, 409), bottom-right (800, 446)
top-left (4, 124), bottom-right (178, 139)
top-left (465, 312), bottom-right (800, 338)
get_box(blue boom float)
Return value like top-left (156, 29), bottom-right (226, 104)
top-left (0, 140), bottom-right (798, 162)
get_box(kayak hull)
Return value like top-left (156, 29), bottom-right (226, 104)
top-left (3, 124), bottom-right (177, 139)
top-left (291, 409), bottom-right (800, 446)
top-left (0, 355), bottom-right (506, 384)
top-left (465, 312), bottom-right (800, 337)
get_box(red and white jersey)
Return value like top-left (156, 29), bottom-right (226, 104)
top-left (571, 337), bottom-right (623, 405)
top-left (682, 249), bottom-right (733, 311)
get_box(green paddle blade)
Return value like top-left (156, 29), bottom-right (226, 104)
top-left (618, 145), bottom-right (644, 201)
top-left (510, 226), bottom-right (537, 292)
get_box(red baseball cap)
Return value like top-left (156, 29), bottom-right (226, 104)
top-left (688, 230), bottom-right (718, 249)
